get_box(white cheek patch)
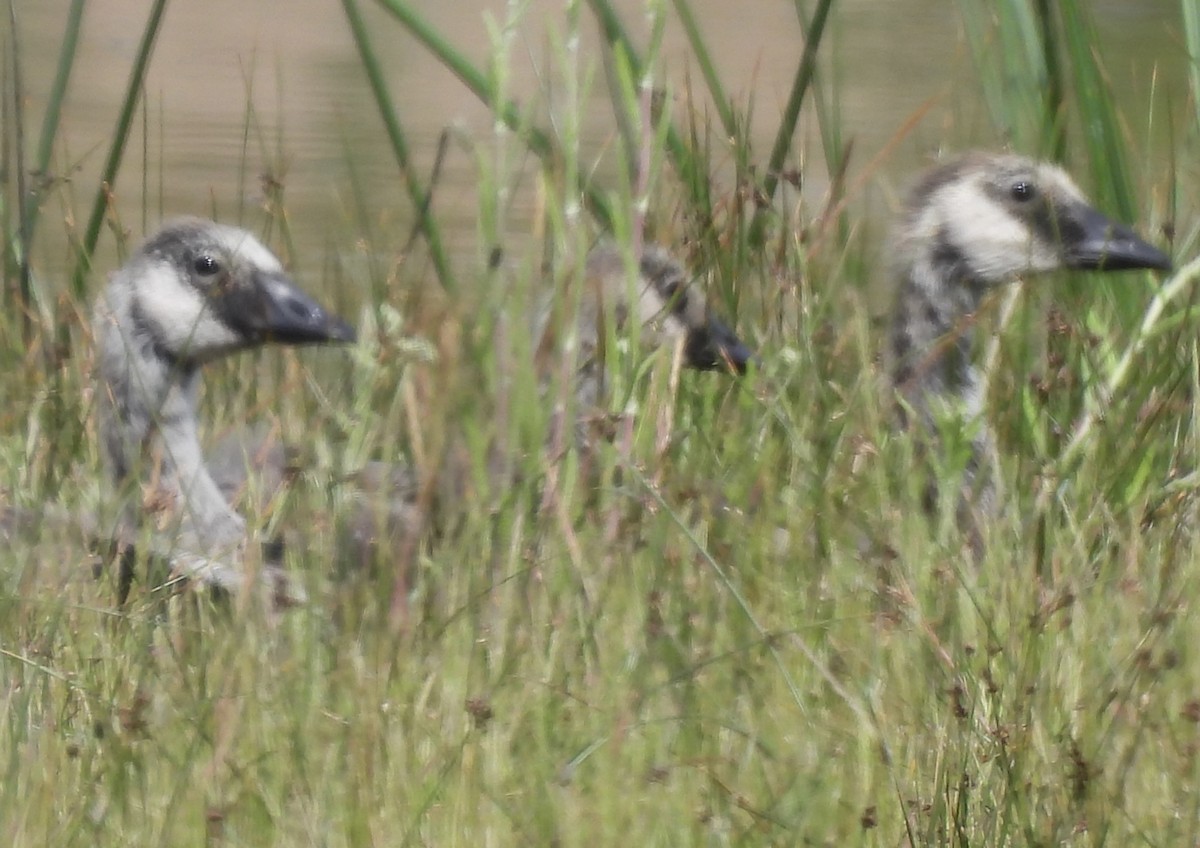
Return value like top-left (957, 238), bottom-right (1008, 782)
top-left (660, 313), bottom-right (688, 343)
top-left (635, 284), bottom-right (688, 340)
top-left (941, 182), bottom-right (1058, 277)
top-left (682, 289), bottom-right (708, 328)
top-left (137, 263), bottom-right (241, 354)
top-left (628, 285), bottom-right (681, 353)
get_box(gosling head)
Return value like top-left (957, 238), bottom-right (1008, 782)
top-left (103, 216), bottom-right (355, 368)
top-left (94, 217), bottom-right (357, 490)
top-left (575, 243), bottom-right (756, 374)
top-left (896, 152), bottom-right (1171, 287)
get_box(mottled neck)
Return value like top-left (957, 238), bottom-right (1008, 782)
top-left (889, 237), bottom-right (1002, 526)
top-left (889, 237), bottom-right (990, 422)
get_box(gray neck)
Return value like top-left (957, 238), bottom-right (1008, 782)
top-left (95, 289), bottom-right (246, 551)
top-left (889, 236), bottom-right (990, 424)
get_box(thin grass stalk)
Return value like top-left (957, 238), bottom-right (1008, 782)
top-left (601, 40), bottom-right (643, 186)
top-left (957, 2), bottom-right (1008, 138)
top-left (1057, 0), bottom-right (1143, 330)
top-left (760, 0), bottom-right (833, 206)
top-left (957, 0), bottom-right (1047, 149)
top-left (25, 0), bottom-right (85, 243)
top-left (669, 0), bottom-right (736, 141)
top-left (793, 0), bottom-right (845, 221)
top-left (140, 70), bottom-right (149, 233)
top-left (744, 0), bottom-right (836, 248)
top-left (1184, 0), bottom-right (1200, 140)
top-left (0, 28), bottom-right (7, 258)
top-left (70, 0), bottom-right (169, 300)
top-left (234, 61), bottom-right (254, 227)
top-left (5, 0), bottom-right (31, 343)
top-left (585, 0), bottom-right (712, 223)
top-left (369, 0), bottom-right (613, 230)
top-left (1057, 0), bottom-right (1132, 220)
top-left (630, 0), bottom-right (668, 224)
top-left (600, 19), bottom-right (662, 251)
top-left (1033, 0), bottom-right (1066, 159)
top-left (341, 0), bottom-right (452, 293)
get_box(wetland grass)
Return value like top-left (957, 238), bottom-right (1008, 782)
top-left (2, 1), bottom-right (1200, 844)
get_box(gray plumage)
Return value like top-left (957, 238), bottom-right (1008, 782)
top-left (92, 216), bottom-right (354, 599)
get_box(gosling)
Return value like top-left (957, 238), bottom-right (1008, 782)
top-left (343, 241), bottom-right (755, 571)
top-left (540, 242), bottom-right (754, 408)
top-left (888, 152), bottom-right (1170, 537)
top-left (93, 217), bottom-right (355, 599)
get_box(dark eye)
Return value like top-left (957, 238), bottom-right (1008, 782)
top-left (193, 254), bottom-right (220, 276)
top-left (1011, 180), bottom-right (1036, 202)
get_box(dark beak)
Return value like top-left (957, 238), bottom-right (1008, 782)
top-left (220, 271), bottom-right (357, 345)
top-left (685, 316), bottom-right (757, 374)
top-left (1064, 206), bottom-right (1172, 272)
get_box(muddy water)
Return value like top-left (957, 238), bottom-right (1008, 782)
top-left (12, 0), bottom-right (1186, 293)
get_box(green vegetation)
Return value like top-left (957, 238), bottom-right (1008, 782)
top-left (2, 1), bottom-right (1200, 844)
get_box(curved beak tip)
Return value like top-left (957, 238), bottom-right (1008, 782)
top-left (326, 316), bottom-right (358, 344)
top-left (249, 272), bottom-right (357, 345)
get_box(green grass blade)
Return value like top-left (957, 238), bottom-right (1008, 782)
top-left (744, 0), bottom-right (835, 246)
top-left (1057, 0), bottom-right (1140, 328)
top-left (6, 0), bottom-right (33, 341)
top-left (1184, 0), bottom-right (1200, 139)
top-left (761, 0), bottom-right (833, 205)
top-left (23, 0), bottom-right (85, 246)
top-left (70, 0), bottom-right (169, 299)
top-left (1056, 0), bottom-right (1132, 217)
top-left (793, 0), bottom-right (845, 194)
top-left (369, 0), bottom-right (612, 231)
top-left (341, 0), bottom-right (453, 293)
top-left (669, 0), bottom-right (736, 140)
top-left (3, 0), bottom-right (85, 344)
top-left (586, 0), bottom-right (713, 227)
top-left (957, 0), bottom-right (1048, 150)
top-left (1033, 0), bottom-right (1066, 158)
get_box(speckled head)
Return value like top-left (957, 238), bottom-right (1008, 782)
top-left (118, 217), bottom-right (356, 365)
top-left (897, 152), bottom-right (1171, 285)
top-left (582, 243), bottom-right (756, 374)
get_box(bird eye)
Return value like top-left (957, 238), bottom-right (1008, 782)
top-left (1010, 180), bottom-right (1036, 202)
top-left (193, 254), bottom-right (220, 276)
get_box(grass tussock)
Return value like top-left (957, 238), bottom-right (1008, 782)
top-left (2, 0), bottom-right (1200, 844)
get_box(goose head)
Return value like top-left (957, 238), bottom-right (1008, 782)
top-left (890, 153), bottom-right (1171, 402)
top-left (101, 216), bottom-right (355, 370)
top-left (896, 152), bottom-right (1171, 290)
top-left (94, 218), bottom-right (356, 491)
top-left (566, 243), bottom-right (756, 376)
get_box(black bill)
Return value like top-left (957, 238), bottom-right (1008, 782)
top-left (220, 270), bottom-right (357, 345)
top-left (1064, 205), bottom-right (1172, 272)
top-left (685, 316), bottom-right (757, 374)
